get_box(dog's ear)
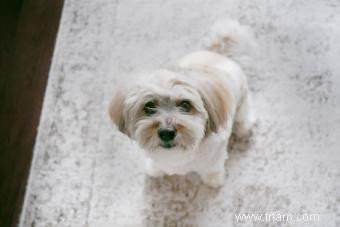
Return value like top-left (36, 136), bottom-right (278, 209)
top-left (196, 75), bottom-right (233, 134)
top-left (109, 88), bottom-right (128, 134)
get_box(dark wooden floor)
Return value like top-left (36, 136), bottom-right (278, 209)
top-left (0, 0), bottom-right (64, 226)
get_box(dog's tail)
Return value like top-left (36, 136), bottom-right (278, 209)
top-left (204, 19), bottom-right (258, 75)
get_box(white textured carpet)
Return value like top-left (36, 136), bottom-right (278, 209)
top-left (20, 0), bottom-right (340, 226)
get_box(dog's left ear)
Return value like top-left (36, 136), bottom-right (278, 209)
top-left (196, 76), bottom-right (233, 134)
top-left (109, 88), bottom-right (128, 134)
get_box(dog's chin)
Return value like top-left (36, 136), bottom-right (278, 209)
top-left (140, 140), bottom-right (196, 153)
top-left (159, 141), bottom-right (176, 149)
top-left (153, 140), bottom-right (196, 152)
top-left (144, 143), bottom-right (197, 167)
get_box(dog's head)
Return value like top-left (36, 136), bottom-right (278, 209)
top-left (109, 67), bottom-right (232, 154)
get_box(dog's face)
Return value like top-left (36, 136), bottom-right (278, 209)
top-left (109, 67), bottom-right (231, 155)
top-left (132, 79), bottom-right (208, 152)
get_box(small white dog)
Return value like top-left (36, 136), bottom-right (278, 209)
top-left (109, 19), bottom-right (256, 187)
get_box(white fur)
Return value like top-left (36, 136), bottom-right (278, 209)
top-left (109, 19), bottom-right (256, 187)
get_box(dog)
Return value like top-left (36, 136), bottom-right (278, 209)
top-left (109, 19), bottom-right (256, 187)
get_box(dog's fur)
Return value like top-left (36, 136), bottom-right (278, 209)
top-left (109, 19), bottom-right (256, 187)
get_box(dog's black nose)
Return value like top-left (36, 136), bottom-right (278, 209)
top-left (158, 128), bottom-right (176, 142)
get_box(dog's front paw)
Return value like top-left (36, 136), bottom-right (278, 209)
top-left (145, 160), bottom-right (164, 178)
top-left (201, 171), bottom-right (225, 188)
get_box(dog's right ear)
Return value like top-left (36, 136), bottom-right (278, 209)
top-left (109, 88), bottom-right (127, 133)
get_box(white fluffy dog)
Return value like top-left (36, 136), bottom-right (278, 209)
top-left (109, 19), bottom-right (256, 187)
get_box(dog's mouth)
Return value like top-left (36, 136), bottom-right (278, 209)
top-left (160, 141), bottom-right (176, 149)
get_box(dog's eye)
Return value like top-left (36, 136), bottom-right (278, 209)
top-left (144, 101), bottom-right (157, 115)
top-left (178, 100), bottom-right (192, 112)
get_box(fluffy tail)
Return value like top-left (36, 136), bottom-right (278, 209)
top-left (204, 19), bottom-right (258, 75)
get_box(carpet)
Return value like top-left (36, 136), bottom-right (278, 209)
top-left (20, 0), bottom-right (340, 226)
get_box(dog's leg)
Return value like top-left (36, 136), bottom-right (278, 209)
top-left (200, 169), bottom-right (225, 188)
top-left (233, 93), bottom-right (255, 138)
top-left (199, 154), bottom-right (226, 188)
top-left (145, 158), bottom-right (164, 177)
top-left (197, 135), bottom-right (228, 188)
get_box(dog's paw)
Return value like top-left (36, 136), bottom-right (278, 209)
top-left (145, 161), bottom-right (164, 178)
top-left (201, 171), bottom-right (225, 188)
